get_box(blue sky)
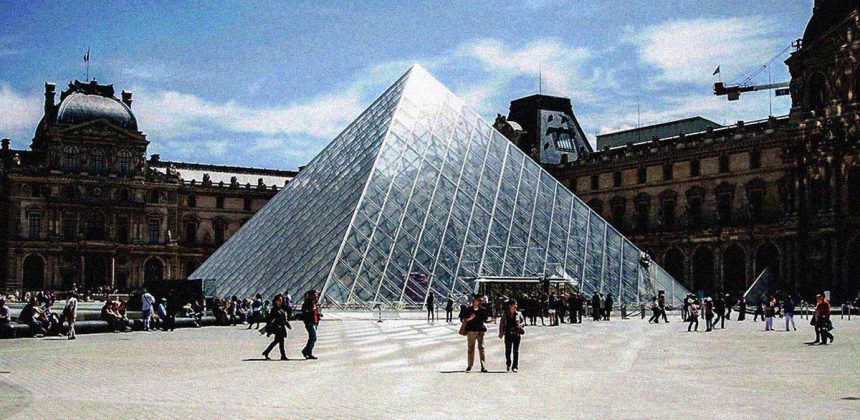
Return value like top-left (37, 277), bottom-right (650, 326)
top-left (0, 1), bottom-right (811, 170)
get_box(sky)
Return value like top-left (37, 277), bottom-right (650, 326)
top-left (0, 1), bottom-right (812, 170)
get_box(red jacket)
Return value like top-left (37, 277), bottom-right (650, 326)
top-left (815, 301), bottom-right (830, 318)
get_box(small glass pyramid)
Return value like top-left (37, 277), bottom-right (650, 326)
top-left (191, 65), bottom-right (689, 308)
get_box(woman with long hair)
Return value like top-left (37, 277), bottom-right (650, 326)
top-left (262, 294), bottom-right (290, 360)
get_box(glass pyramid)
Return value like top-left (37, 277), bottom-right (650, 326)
top-left (190, 65), bottom-right (689, 308)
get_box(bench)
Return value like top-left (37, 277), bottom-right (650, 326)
top-left (0, 316), bottom-right (220, 339)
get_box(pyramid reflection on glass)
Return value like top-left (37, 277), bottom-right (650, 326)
top-left (190, 65), bottom-right (689, 308)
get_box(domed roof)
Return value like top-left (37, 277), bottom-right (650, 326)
top-left (55, 81), bottom-right (137, 130)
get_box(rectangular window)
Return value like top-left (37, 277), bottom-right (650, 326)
top-left (148, 219), bottom-right (160, 244)
top-left (613, 171), bottom-right (622, 188)
top-left (116, 217), bottom-right (129, 244)
top-left (185, 221), bottom-right (197, 245)
top-left (750, 150), bottom-right (761, 169)
top-left (637, 167), bottom-right (647, 184)
top-left (187, 195), bottom-right (196, 208)
top-left (216, 196), bottom-right (225, 209)
top-left (28, 213), bottom-right (41, 240)
top-left (748, 190), bottom-right (764, 222)
top-left (719, 155), bottom-right (730, 173)
top-left (663, 163), bottom-right (673, 181)
top-left (690, 159), bottom-right (701, 177)
top-left (243, 197), bottom-right (252, 211)
top-left (717, 193), bottom-right (732, 225)
top-left (688, 196), bottom-right (703, 228)
top-left (590, 175), bottom-right (599, 190)
top-left (63, 213), bottom-right (77, 241)
top-left (661, 199), bottom-right (676, 229)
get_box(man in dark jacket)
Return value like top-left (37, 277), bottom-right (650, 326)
top-left (462, 294), bottom-right (491, 372)
top-left (604, 293), bottom-right (614, 321)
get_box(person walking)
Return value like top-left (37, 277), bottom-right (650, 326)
top-left (658, 292), bottom-right (669, 323)
top-left (140, 288), bottom-right (155, 331)
top-left (591, 293), bottom-right (601, 321)
top-left (648, 297), bottom-right (661, 324)
top-left (445, 294), bottom-right (454, 323)
top-left (713, 295), bottom-right (725, 329)
top-left (462, 294), bottom-right (490, 373)
top-left (262, 294), bottom-right (290, 360)
top-left (301, 290), bottom-right (322, 360)
top-left (248, 294), bottom-right (263, 330)
top-left (814, 293), bottom-right (834, 345)
top-left (62, 292), bottom-right (78, 340)
top-left (753, 296), bottom-right (765, 322)
top-left (687, 299), bottom-right (699, 332)
top-left (764, 296), bottom-right (776, 331)
top-left (784, 295), bottom-right (797, 332)
top-left (498, 300), bottom-right (525, 373)
top-left (737, 296), bottom-right (747, 321)
top-left (703, 297), bottom-right (714, 332)
top-left (604, 293), bottom-right (613, 321)
top-left (426, 292), bottom-right (435, 322)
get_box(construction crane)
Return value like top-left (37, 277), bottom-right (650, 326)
top-left (712, 41), bottom-right (798, 101)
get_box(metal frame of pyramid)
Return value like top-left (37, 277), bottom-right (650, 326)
top-left (190, 65), bottom-right (689, 309)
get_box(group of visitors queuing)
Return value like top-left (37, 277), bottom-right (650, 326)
top-left (258, 290), bottom-right (321, 360)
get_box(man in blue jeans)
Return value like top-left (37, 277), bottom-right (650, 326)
top-left (140, 289), bottom-right (155, 331)
top-left (301, 290), bottom-right (322, 359)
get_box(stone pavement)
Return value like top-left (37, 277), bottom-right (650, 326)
top-left (0, 311), bottom-right (858, 418)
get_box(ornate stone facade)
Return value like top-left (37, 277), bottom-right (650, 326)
top-left (0, 80), bottom-right (296, 292)
top-left (499, 2), bottom-right (860, 302)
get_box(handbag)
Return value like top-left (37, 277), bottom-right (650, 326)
top-left (516, 326), bottom-right (525, 335)
top-left (458, 322), bottom-right (467, 336)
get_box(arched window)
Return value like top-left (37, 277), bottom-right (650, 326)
top-left (118, 150), bottom-right (132, 173)
top-left (90, 148), bottom-right (105, 173)
top-left (807, 72), bottom-right (830, 110)
top-left (63, 146), bottom-right (79, 171)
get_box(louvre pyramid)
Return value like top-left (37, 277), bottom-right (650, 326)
top-left (191, 65), bottom-right (689, 308)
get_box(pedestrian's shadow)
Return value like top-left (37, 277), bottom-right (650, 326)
top-left (439, 370), bottom-right (508, 374)
top-left (242, 358), bottom-right (308, 362)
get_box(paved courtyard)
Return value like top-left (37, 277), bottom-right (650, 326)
top-left (1, 311), bottom-right (859, 418)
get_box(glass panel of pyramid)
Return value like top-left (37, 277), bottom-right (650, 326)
top-left (190, 65), bottom-right (690, 308)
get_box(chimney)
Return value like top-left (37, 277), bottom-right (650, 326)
top-left (1, 138), bottom-right (9, 151)
top-left (151, 153), bottom-right (160, 163)
top-left (44, 83), bottom-right (56, 117)
top-left (121, 90), bottom-right (133, 108)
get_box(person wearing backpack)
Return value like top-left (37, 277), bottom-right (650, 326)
top-left (498, 300), bottom-right (525, 372)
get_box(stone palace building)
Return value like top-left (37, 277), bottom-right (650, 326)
top-left (495, 1), bottom-right (860, 301)
top-left (0, 79), bottom-right (296, 292)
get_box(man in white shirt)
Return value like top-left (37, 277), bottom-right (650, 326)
top-left (141, 289), bottom-right (155, 331)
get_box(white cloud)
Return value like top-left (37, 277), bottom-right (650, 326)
top-left (455, 38), bottom-right (601, 109)
top-left (0, 84), bottom-right (42, 138)
top-left (632, 17), bottom-right (783, 84)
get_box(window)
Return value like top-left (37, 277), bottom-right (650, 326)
top-left (184, 220), bottom-right (197, 245)
top-left (748, 189), bottom-right (764, 222)
top-left (637, 166), bottom-right (647, 184)
top-left (28, 213), bottom-right (41, 240)
top-left (118, 150), bottom-right (132, 173)
top-left (63, 213), bottom-right (77, 241)
top-left (690, 159), bottom-right (701, 177)
top-left (687, 195), bottom-right (703, 229)
top-left (569, 177), bottom-right (577, 193)
top-left (635, 201), bottom-right (649, 232)
top-left (116, 216), bottom-right (129, 244)
top-left (663, 163), bottom-right (673, 181)
top-left (86, 215), bottom-right (105, 241)
top-left (613, 171), bottom-right (622, 188)
top-left (149, 190), bottom-right (160, 204)
top-left (214, 219), bottom-right (226, 244)
top-left (30, 184), bottom-right (41, 198)
top-left (243, 197), bottom-right (252, 211)
top-left (118, 188), bottom-right (131, 202)
top-left (90, 148), bottom-right (105, 173)
top-left (661, 199), bottom-right (676, 229)
top-left (716, 193), bottom-right (733, 225)
top-left (610, 198), bottom-right (626, 228)
top-left (187, 194), bottom-right (197, 208)
top-left (64, 185), bottom-right (78, 199)
top-left (63, 146), bottom-right (78, 171)
top-left (750, 149), bottom-right (761, 169)
top-left (590, 175), bottom-right (599, 191)
top-left (148, 219), bottom-right (160, 244)
top-left (719, 154), bottom-right (730, 173)
top-left (216, 195), bottom-right (225, 209)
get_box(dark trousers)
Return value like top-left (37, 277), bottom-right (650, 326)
top-left (660, 308), bottom-right (669, 322)
top-left (738, 310), bottom-right (746, 321)
top-left (161, 315), bottom-right (176, 331)
top-left (427, 306), bottom-right (434, 321)
top-left (604, 308), bottom-right (611, 321)
top-left (688, 316), bottom-right (698, 331)
top-left (648, 309), bottom-right (660, 323)
top-left (570, 309), bottom-right (580, 323)
top-left (712, 312), bottom-right (724, 329)
top-left (303, 323), bottom-right (317, 356)
top-left (705, 315), bottom-right (713, 331)
top-left (504, 333), bottom-right (520, 370)
top-left (816, 318), bottom-right (833, 343)
top-left (445, 309), bottom-right (453, 322)
top-left (263, 329), bottom-right (286, 359)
